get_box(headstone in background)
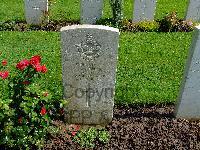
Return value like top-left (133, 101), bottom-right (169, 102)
top-left (81, 0), bottom-right (103, 24)
top-left (185, 0), bottom-right (200, 22)
top-left (24, 0), bottom-right (49, 25)
top-left (176, 25), bottom-right (200, 119)
top-left (60, 25), bottom-right (119, 125)
top-left (133, 0), bottom-right (157, 22)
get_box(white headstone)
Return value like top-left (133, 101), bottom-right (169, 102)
top-left (133, 0), bottom-right (157, 22)
top-left (176, 25), bottom-right (200, 119)
top-left (185, 0), bottom-right (200, 21)
top-left (24, 0), bottom-right (49, 25)
top-left (81, 0), bottom-right (103, 24)
top-left (60, 25), bottom-right (119, 125)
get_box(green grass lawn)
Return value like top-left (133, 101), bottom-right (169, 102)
top-left (0, 0), bottom-right (194, 105)
top-left (0, 0), bottom-right (188, 22)
top-left (0, 31), bottom-right (193, 105)
top-left (116, 31), bottom-right (192, 105)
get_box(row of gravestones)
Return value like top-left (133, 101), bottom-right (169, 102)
top-left (24, 0), bottom-right (200, 125)
top-left (60, 24), bottom-right (200, 126)
top-left (25, 0), bottom-right (200, 25)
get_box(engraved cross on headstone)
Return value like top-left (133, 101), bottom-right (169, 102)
top-left (32, 6), bottom-right (40, 10)
top-left (75, 33), bottom-right (104, 108)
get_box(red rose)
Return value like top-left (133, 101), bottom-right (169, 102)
top-left (30, 55), bottom-right (41, 67)
top-left (71, 131), bottom-right (77, 136)
top-left (1, 59), bottom-right (7, 66)
top-left (16, 59), bottom-right (29, 71)
top-left (40, 106), bottom-right (47, 115)
top-left (0, 71), bottom-right (9, 79)
top-left (41, 65), bottom-right (47, 73)
top-left (34, 64), bottom-right (42, 72)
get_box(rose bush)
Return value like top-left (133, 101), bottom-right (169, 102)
top-left (0, 55), bottom-right (67, 149)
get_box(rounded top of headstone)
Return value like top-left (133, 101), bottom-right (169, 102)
top-left (60, 25), bottom-right (119, 33)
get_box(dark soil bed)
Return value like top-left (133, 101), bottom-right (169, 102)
top-left (0, 20), bottom-right (79, 32)
top-left (45, 105), bottom-right (200, 150)
top-left (0, 18), bottom-right (194, 32)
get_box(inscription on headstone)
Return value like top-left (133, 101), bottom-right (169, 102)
top-left (24, 0), bottom-right (49, 25)
top-left (81, 0), bottom-right (103, 24)
top-left (176, 25), bottom-right (200, 119)
top-left (185, 0), bottom-right (200, 21)
top-left (60, 25), bottom-right (119, 125)
top-left (133, 0), bottom-right (157, 22)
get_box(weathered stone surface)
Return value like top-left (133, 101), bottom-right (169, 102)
top-left (185, 0), bottom-right (200, 21)
top-left (24, 0), bottom-right (48, 25)
top-left (60, 25), bottom-right (119, 125)
top-left (81, 0), bottom-right (103, 24)
top-left (176, 25), bottom-right (200, 119)
top-left (133, 0), bottom-right (157, 22)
